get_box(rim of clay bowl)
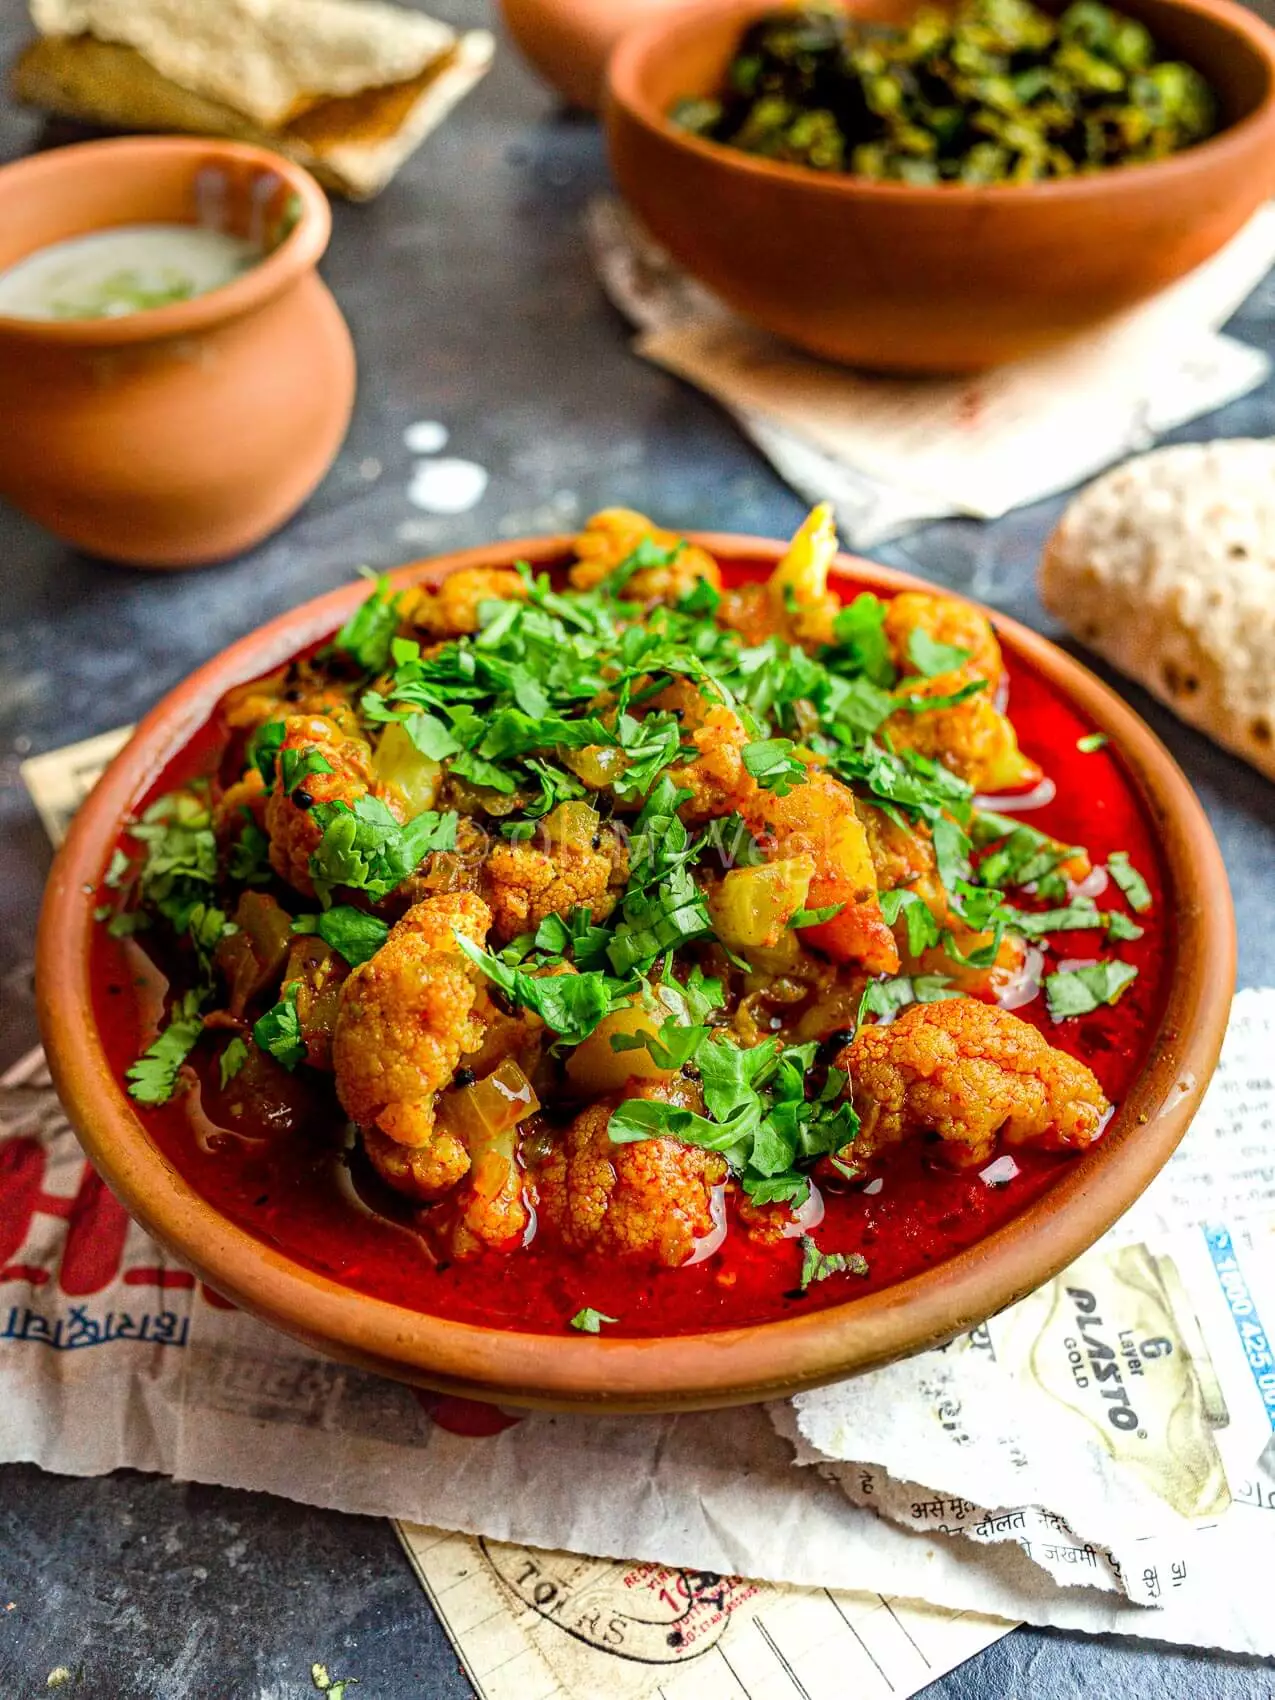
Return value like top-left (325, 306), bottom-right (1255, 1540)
top-left (35, 535), bottom-right (1236, 1413)
top-left (608, 0), bottom-right (1275, 205)
top-left (0, 136), bottom-right (331, 345)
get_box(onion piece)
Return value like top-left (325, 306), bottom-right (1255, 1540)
top-left (973, 776), bottom-right (1057, 813)
top-left (862, 1177), bottom-right (885, 1196)
top-left (440, 1058), bottom-right (540, 1147)
top-left (1068, 865), bottom-right (1109, 901)
top-left (978, 1155), bottom-right (1020, 1187)
top-left (683, 1183), bottom-right (728, 1267)
top-left (996, 944), bottom-right (1044, 1012)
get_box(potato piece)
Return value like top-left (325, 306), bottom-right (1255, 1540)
top-left (565, 1002), bottom-right (677, 1095)
top-left (707, 856), bottom-right (814, 950)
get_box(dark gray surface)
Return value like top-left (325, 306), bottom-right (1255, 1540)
top-left (1, 0), bottom-right (1273, 1693)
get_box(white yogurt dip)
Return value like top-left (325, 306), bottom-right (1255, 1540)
top-left (0, 224), bottom-right (261, 321)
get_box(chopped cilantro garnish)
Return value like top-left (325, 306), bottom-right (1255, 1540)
top-left (906, 628), bottom-right (970, 677)
top-left (308, 797), bottom-right (456, 905)
top-left (279, 747), bottom-right (334, 796)
top-left (879, 888), bottom-right (941, 956)
top-left (103, 847), bottom-right (131, 889)
top-left (104, 910), bottom-right (149, 939)
top-left (741, 738), bottom-right (807, 796)
top-left (292, 907), bottom-right (390, 967)
top-left (859, 974), bottom-right (959, 1023)
top-left (568, 1307), bottom-right (618, 1334)
top-left (1106, 851), bottom-right (1153, 913)
top-left (329, 572), bottom-right (401, 672)
top-left (1077, 732), bottom-right (1109, 753)
top-left (126, 991), bottom-right (204, 1105)
top-left (227, 821), bottom-right (271, 885)
top-left (247, 720), bottom-right (286, 789)
top-left (401, 712), bottom-right (461, 761)
top-left (455, 934), bottom-right (632, 1045)
top-left (253, 985), bottom-right (307, 1070)
top-left (799, 1235), bottom-right (868, 1290)
top-left (1044, 961), bottom-right (1138, 1020)
top-left (608, 1031), bottom-right (858, 1206)
top-left (790, 901), bottom-right (845, 928)
top-left (829, 593), bottom-right (895, 686)
top-left (218, 1036), bottom-right (248, 1089)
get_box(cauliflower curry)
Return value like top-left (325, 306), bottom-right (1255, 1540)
top-left (91, 508), bottom-right (1165, 1335)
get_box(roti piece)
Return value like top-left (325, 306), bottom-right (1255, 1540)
top-left (1040, 440), bottom-right (1275, 781)
top-left (12, 28), bottom-right (493, 199)
top-left (31, 0), bottom-right (456, 129)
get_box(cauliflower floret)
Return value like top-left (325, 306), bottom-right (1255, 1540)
top-left (570, 508), bottom-right (722, 604)
top-left (668, 703), bottom-right (753, 823)
top-left (265, 714), bottom-right (377, 897)
top-left (537, 1078), bottom-right (728, 1267)
top-left (481, 802), bottom-right (628, 944)
top-left (221, 664), bottom-right (363, 739)
top-left (839, 999), bottom-right (1110, 1170)
top-left (333, 893), bottom-right (493, 1195)
top-left (883, 593), bottom-right (1042, 793)
top-left (404, 568), bottom-right (528, 640)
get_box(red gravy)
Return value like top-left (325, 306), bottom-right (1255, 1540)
top-left (88, 563), bottom-right (1170, 1337)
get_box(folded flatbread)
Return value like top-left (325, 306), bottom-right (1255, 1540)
top-left (1039, 439), bottom-right (1275, 782)
top-left (14, 0), bottom-right (494, 198)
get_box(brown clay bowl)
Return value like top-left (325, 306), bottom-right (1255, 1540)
top-left (36, 533), bottom-right (1234, 1412)
top-left (500, 0), bottom-right (691, 111)
top-left (605, 0), bottom-right (1275, 373)
top-left (0, 137), bottom-right (356, 568)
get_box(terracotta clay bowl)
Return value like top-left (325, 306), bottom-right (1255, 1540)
top-left (36, 534), bottom-right (1234, 1412)
top-left (605, 0), bottom-right (1275, 373)
top-left (0, 137), bottom-right (355, 568)
top-left (500, 0), bottom-right (691, 111)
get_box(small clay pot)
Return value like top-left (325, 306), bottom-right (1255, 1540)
top-left (499, 0), bottom-right (689, 111)
top-left (0, 136), bottom-right (355, 568)
top-left (606, 0), bottom-right (1275, 373)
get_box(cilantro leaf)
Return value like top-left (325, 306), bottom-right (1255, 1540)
top-left (126, 991), bottom-right (204, 1105)
top-left (879, 888), bottom-right (941, 956)
top-left (252, 985), bottom-right (306, 1069)
top-left (247, 720), bottom-right (286, 789)
top-left (455, 934), bottom-right (630, 1044)
top-left (1044, 961), bottom-right (1138, 1020)
top-left (568, 1307), bottom-right (618, 1334)
top-left (858, 974), bottom-right (960, 1022)
top-left (799, 1236), bottom-right (869, 1290)
top-left (610, 1013), bottom-right (706, 1071)
top-left (829, 594), bottom-right (895, 686)
top-left (218, 1036), bottom-right (248, 1090)
top-left (401, 713), bottom-right (461, 761)
top-left (279, 747), bottom-right (334, 796)
top-left (103, 847), bottom-right (131, 889)
top-left (292, 907), bottom-right (390, 967)
top-left (1106, 851), bottom-right (1153, 913)
top-left (741, 738), bottom-right (807, 797)
top-left (790, 902), bottom-right (845, 928)
top-left (330, 574), bottom-right (401, 673)
top-left (906, 628), bottom-right (970, 677)
top-left (228, 820), bottom-right (272, 886)
top-left (308, 798), bottom-right (456, 905)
